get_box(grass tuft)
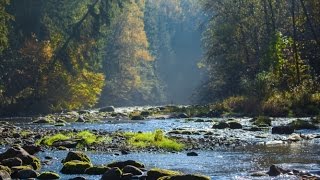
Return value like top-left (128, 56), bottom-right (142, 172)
top-left (124, 130), bottom-right (184, 151)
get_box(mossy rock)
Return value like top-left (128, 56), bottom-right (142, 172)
top-left (85, 166), bottom-right (110, 175)
top-left (0, 165), bottom-right (11, 174)
top-left (158, 174), bottom-right (211, 180)
top-left (62, 151), bottom-right (91, 163)
top-left (147, 168), bottom-right (181, 180)
top-left (0, 170), bottom-right (11, 180)
top-left (54, 123), bottom-right (66, 127)
top-left (60, 160), bottom-right (93, 174)
top-left (107, 160), bottom-right (144, 169)
top-left (38, 171), bottom-right (60, 179)
top-left (212, 121), bottom-right (229, 129)
top-left (289, 119), bottom-right (318, 130)
top-left (11, 165), bottom-right (33, 172)
top-left (29, 155), bottom-right (41, 170)
top-left (252, 116), bottom-right (272, 127)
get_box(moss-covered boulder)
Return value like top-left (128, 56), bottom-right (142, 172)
top-left (107, 160), bottom-right (144, 169)
top-left (147, 168), bottom-right (181, 180)
top-left (60, 160), bottom-right (93, 174)
top-left (212, 121), bottom-right (229, 129)
top-left (252, 116), bottom-right (272, 127)
top-left (158, 174), bottom-right (211, 180)
top-left (62, 151), bottom-right (91, 163)
top-left (38, 171), bottom-right (60, 179)
top-left (11, 165), bottom-right (33, 172)
top-left (289, 119), bottom-right (318, 130)
top-left (84, 166), bottom-right (110, 175)
top-left (101, 167), bottom-right (122, 180)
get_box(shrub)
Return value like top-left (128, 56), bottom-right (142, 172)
top-left (222, 96), bottom-right (259, 114)
top-left (262, 92), bottom-right (290, 117)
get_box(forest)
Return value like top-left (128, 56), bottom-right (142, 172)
top-left (0, 0), bottom-right (320, 117)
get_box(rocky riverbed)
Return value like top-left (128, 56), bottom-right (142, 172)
top-left (0, 105), bottom-right (320, 179)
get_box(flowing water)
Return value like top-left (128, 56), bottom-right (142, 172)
top-left (2, 117), bottom-right (320, 179)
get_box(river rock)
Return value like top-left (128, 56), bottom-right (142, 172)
top-left (60, 160), bottom-right (93, 174)
top-left (272, 126), bottom-right (294, 134)
top-left (0, 146), bottom-right (41, 170)
top-left (100, 106), bottom-right (115, 112)
top-left (107, 160), bottom-right (145, 169)
top-left (131, 115), bottom-right (145, 120)
top-left (85, 166), bottom-right (110, 175)
top-left (122, 165), bottom-right (143, 175)
top-left (33, 117), bottom-right (53, 124)
top-left (0, 165), bottom-right (11, 174)
top-left (38, 171), bottom-right (60, 179)
top-left (101, 167), bottom-right (122, 180)
top-left (14, 169), bottom-right (39, 179)
top-left (22, 144), bottom-right (42, 155)
top-left (157, 174), bottom-right (211, 180)
top-left (68, 176), bottom-right (86, 180)
top-left (1, 157), bottom-right (22, 167)
top-left (186, 152), bottom-right (198, 156)
top-left (62, 151), bottom-right (91, 163)
top-left (121, 173), bottom-right (133, 180)
top-left (289, 119), bottom-right (318, 130)
top-left (227, 121), bottom-right (243, 129)
top-left (52, 140), bottom-right (78, 148)
top-left (0, 170), bottom-right (11, 180)
top-left (288, 134), bottom-right (302, 142)
top-left (212, 121), bottom-right (229, 129)
top-left (76, 116), bottom-right (86, 123)
top-left (147, 168), bottom-right (181, 180)
top-left (266, 165), bottom-right (282, 176)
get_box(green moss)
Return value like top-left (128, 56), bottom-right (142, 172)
top-left (124, 130), bottom-right (184, 151)
top-left (60, 160), bottom-right (93, 174)
top-left (63, 151), bottom-right (91, 164)
top-left (39, 130), bottom-right (110, 147)
top-left (38, 171), bottom-right (60, 179)
top-left (147, 168), bottom-right (181, 180)
top-left (30, 156), bottom-right (41, 170)
top-left (41, 133), bottom-right (70, 146)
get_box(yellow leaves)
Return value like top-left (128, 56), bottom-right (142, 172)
top-left (134, 49), bottom-right (154, 61)
top-left (41, 41), bottom-right (54, 60)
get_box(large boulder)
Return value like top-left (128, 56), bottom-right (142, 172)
top-left (60, 160), bottom-right (93, 174)
top-left (272, 126), bottom-right (294, 134)
top-left (289, 119), bottom-right (318, 130)
top-left (266, 165), bottom-right (282, 176)
top-left (107, 160), bottom-right (144, 169)
top-left (99, 106), bottom-right (115, 112)
top-left (101, 167), bottom-right (122, 180)
top-left (122, 165), bottom-right (143, 175)
top-left (0, 170), bottom-right (11, 180)
top-left (158, 174), bottom-right (211, 180)
top-left (147, 168), bottom-right (181, 180)
top-left (252, 116), bottom-right (272, 127)
top-left (62, 151), bottom-right (91, 163)
top-left (131, 115), bottom-right (145, 120)
top-left (38, 171), bottom-right (60, 179)
top-left (0, 146), bottom-right (41, 170)
top-left (1, 157), bottom-right (22, 167)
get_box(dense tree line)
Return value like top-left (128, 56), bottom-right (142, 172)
top-left (200, 0), bottom-right (320, 116)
